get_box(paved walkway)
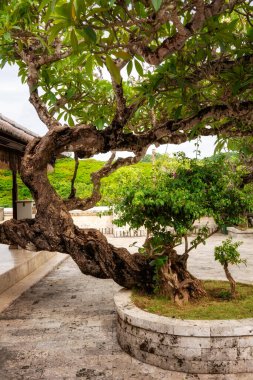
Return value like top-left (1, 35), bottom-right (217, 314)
top-left (0, 234), bottom-right (253, 380)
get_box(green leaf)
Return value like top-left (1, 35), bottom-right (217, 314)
top-left (71, 29), bottom-right (78, 50)
top-left (70, 0), bottom-right (77, 21)
top-left (3, 32), bottom-right (11, 41)
top-left (247, 27), bottom-right (253, 42)
top-left (48, 91), bottom-right (57, 104)
top-left (83, 26), bottom-right (97, 43)
top-left (56, 110), bottom-right (64, 121)
top-left (174, 105), bottom-right (183, 120)
top-left (109, 0), bottom-right (116, 6)
top-left (148, 96), bottom-right (155, 108)
top-left (127, 60), bottom-right (133, 76)
top-left (227, 18), bottom-right (239, 31)
top-left (151, 0), bottom-right (162, 12)
top-left (0, 60), bottom-right (7, 69)
top-left (134, 59), bottom-right (143, 76)
top-left (135, 1), bottom-right (147, 17)
top-left (135, 54), bottom-right (144, 62)
top-left (55, 3), bottom-right (72, 20)
top-left (66, 87), bottom-right (76, 99)
top-left (68, 114), bottom-right (75, 126)
top-left (41, 68), bottom-right (50, 85)
top-left (95, 55), bottom-right (103, 67)
top-left (86, 55), bottom-right (93, 80)
top-left (95, 117), bottom-right (105, 130)
top-left (75, 0), bottom-right (85, 18)
top-left (48, 22), bottom-right (65, 44)
top-left (106, 56), bottom-right (121, 84)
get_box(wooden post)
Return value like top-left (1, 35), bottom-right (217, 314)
top-left (12, 169), bottom-right (18, 220)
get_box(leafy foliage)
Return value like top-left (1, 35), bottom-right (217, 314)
top-left (0, 158), bottom-right (102, 206)
top-left (0, 158), bottom-right (152, 207)
top-left (0, 170), bottom-right (32, 207)
top-left (214, 237), bottom-right (246, 297)
top-left (0, 1), bottom-right (253, 136)
top-left (112, 154), bottom-right (253, 241)
top-left (214, 238), bottom-right (245, 267)
top-left (110, 153), bottom-right (252, 295)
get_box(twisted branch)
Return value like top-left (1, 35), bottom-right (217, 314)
top-left (64, 148), bottom-right (147, 211)
top-left (129, 0), bottom-right (238, 65)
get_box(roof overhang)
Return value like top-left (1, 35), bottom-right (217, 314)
top-left (0, 114), bottom-right (38, 171)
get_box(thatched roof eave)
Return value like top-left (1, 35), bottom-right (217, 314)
top-left (0, 114), bottom-right (38, 144)
top-left (0, 114), bottom-right (39, 171)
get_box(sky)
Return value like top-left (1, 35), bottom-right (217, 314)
top-left (0, 64), bottom-right (217, 159)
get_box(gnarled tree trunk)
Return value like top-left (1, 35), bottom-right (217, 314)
top-left (0, 134), bottom-right (153, 291)
top-left (158, 249), bottom-right (206, 305)
top-left (0, 130), bottom-right (204, 300)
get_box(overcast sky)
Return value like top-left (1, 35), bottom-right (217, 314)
top-left (0, 64), bottom-right (216, 159)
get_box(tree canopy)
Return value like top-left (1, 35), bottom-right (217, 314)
top-left (1, 0), bottom-right (253, 152)
top-left (113, 154), bottom-right (253, 236)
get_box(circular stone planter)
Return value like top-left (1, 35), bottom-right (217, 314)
top-left (114, 289), bottom-right (253, 375)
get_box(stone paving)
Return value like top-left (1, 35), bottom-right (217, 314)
top-left (0, 234), bottom-right (253, 380)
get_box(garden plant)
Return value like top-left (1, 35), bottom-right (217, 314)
top-left (112, 154), bottom-right (252, 304)
top-left (214, 237), bottom-right (246, 299)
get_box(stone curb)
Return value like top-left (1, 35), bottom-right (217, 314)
top-left (114, 289), bottom-right (253, 337)
top-left (114, 289), bottom-right (253, 374)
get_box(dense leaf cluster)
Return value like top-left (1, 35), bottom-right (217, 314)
top-left (113, 154), bottom-right (253, 242)
top-left (214, 237), bottom-right (245, 266)
top-left (0, 0), bottom-right (253, 137)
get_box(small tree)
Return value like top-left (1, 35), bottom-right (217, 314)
top-left (214, 238), bottom-right (246, 298)
top-left (112, 154), bottom-right (252, 304)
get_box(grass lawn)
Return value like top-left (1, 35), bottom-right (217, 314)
top-left (132, 281), bottom-right (253, 320)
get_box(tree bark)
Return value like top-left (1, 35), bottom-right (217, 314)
top-left (0, 140), bottom-right (154, 291)
top-left (0, 133), bottom-right (203, 299)
top-left (0, 211), bottom-right (155, 291)
top-left (158, 248), bottom-right (207, 305)
top-left (223, 262), bottom-right (236, 298)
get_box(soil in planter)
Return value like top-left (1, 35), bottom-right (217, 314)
top-left (132, 281), bottom-right (253, 320)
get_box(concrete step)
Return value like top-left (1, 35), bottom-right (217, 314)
top-left (0, 252), bottom-right (68, 313)
top-left (0, 245), bottom-right (61, 295)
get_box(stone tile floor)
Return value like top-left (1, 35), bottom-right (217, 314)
top-left (1, 234), bottom-right (253, 379)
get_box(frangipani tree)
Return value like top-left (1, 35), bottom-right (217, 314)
top-left (0, 0), bottom-right (253, 295)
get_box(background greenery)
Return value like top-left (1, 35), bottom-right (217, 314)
top-left (0, 157), bottom-right (152, 207)
top-left (1, 154), bottom-right (253, 216)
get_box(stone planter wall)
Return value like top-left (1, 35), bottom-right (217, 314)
top-left (114, 289), bottom-right (253, 374)
top-left (227, 226), bottom-right (253, 239)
